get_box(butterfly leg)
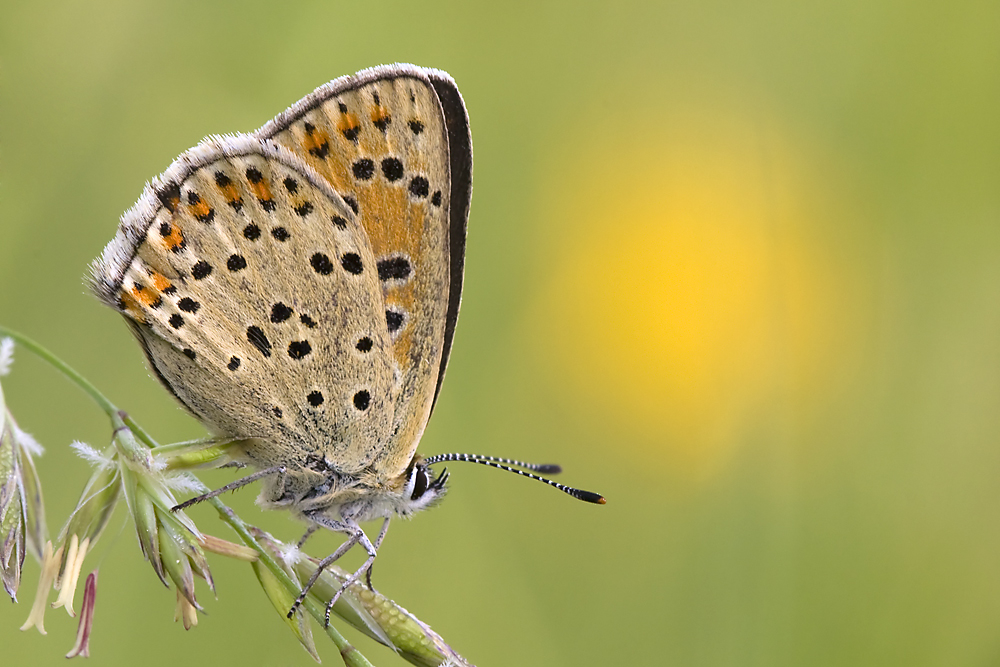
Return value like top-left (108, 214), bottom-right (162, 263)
top-left (286, 519), bottom-right (361, 619)
top-left (364, 518), bottom-right (390, 590)
top-left (288, 516), bottom-right (379, 627)
top-left (321, 523), bottom-right (378, 627)
top-left (296, 524), bottom-right (320, 549)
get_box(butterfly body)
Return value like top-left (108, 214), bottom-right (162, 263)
top-left (90, 66), bottom-right (471, 528)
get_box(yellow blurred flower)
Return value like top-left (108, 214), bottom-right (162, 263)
top-left (528, 103), bottom-right (873, 479)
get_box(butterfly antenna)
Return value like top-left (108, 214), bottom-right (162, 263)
top-left (422, 453), bottom-right (606, 504)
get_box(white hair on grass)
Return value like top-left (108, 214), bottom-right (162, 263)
top-left (0, 337), bottom-right (14, 376)
top-left (13, 422), bottom-right (43, 456)
top-left (148, 453), bottom-right (167, 473)
top-left (163, 472), bottom-right (208, 495)
top-left (70, 440), bottom-right (111, 469)
top-left (278, 541), bottom-right (304, 566)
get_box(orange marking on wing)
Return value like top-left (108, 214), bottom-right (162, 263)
top-left (248, 178), bottom-right (272, 204)
top-left (337, 114), bottom-right (360, 138)
top-left (274, 128), bottom-right (344, 192)
top-left (361, 180), bottom-right (424, 361)
top-left (149, 271), bottom-right (172, 293)
top-left (131, 283), bottom-right (160, 308)
top-left (274, 129), bottom-right (340, 187)
top-left (161, 224), bottom-right (185, 252)
top-left (217, 180), bottom-right (240, 204)
top-left (386, 294), bottom-right (415, 361)
top-left (162, 193), bottom-right (180, 213)
top-left (388, 274), bottom-right (417, 362)
top-left (303, 127), bottom-right (331, 155)
top-left (189, 198), bottom-right (212, 220)
top-left (396, 334), bottom-right (413, 361)
top-left (371, 108), bottom-right (390, 123)
top-left (361, 179), bottom-right (422, 259)
top-left (119, 290), bottom-right (147, 324)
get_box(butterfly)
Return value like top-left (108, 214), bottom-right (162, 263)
top-left (89, 64), bottom-right (603, 623)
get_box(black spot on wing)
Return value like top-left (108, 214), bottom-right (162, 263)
top-left (178, 297), bottom-right (200, 313)
top-left (227, 254), bottom-right (247, 272)
top-left (311, 253), bottom-right (333, 275)
top-left (381, 157), bottom-right (403, 182)
top-left (409, 176), bottom-right (429, 198)
top-left (156, 182), bottom-right (181, 212)
top-left (352, 159), bottom-right (375, 180)
top-left (270, 302), bottom-right (292, 323)
top-left (341, 253), bottom-right (363, 275)
top-left (288, 340), bottom-right (312, 360)
top-left (377, 256), bottom-right (412, 282)
top-left (385, 309), bottom-right (405, 333)
top-left (192, 261), bottom-right (212, 280)
top-left (247, 326), bottom-right (272, 357)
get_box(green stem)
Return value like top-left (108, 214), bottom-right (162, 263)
top-left (0, 325), bottom-right (119, 419)
top-left (0, 326), bottom-right (164, 450)
top-left (121, 415), bottom-right (161, 450)
top-left (208, 498), bottom-right (375, 667)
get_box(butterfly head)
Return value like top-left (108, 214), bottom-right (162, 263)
top-left (397, 454), bottom-right (450, 516)
top-left (288, 453), bottom-right (450, 523)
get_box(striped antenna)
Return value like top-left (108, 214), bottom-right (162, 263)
top-left (421, 453), bottom-right (606, 504)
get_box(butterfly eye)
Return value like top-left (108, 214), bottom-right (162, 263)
top-left (410, 464), bottom-right (430, 500)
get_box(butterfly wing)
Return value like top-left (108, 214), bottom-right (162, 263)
top-left (257, 64), bottom-right (472, 479)
top-left (90, 135), bottom-right (399, 473)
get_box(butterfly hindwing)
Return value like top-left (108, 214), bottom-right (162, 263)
top-left (91, 136), bottom-right (399, 472)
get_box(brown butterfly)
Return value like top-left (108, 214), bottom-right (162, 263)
top-left (89, 64), bottom-right (603, 623)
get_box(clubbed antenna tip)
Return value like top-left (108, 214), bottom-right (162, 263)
top-left (574, 490), bottom-right (607, 504)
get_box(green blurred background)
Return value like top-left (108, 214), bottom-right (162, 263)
top-left (2, 0), bottom-right (999, 665)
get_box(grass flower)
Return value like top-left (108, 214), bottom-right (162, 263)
top-left (40, 416), bottom-right (212, 629)
top-left (0, 337), bottom-right (47, 602)
top-left (65, 570), bottom-right (98, 658)
top-left (94, 416), bottom-right (213, 612)
top-left (19, 540), bottom-right (60, 634)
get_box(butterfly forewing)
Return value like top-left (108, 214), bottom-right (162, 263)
top-left (91, 137), bottom-right (398, 472)
top-left (258, 67), bottom-right (462, 478)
